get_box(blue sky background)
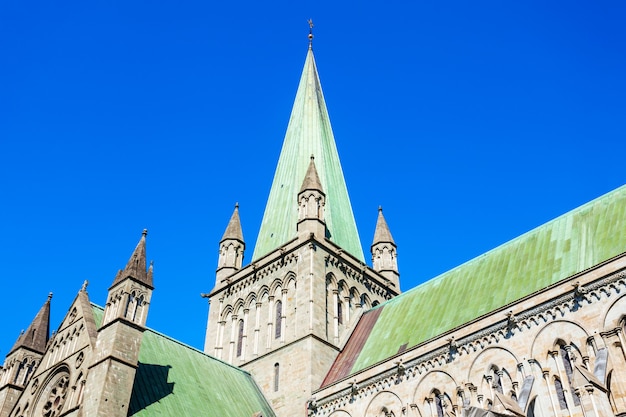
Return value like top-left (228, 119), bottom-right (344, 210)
top-left (1, 1), bottom-right (625, 355)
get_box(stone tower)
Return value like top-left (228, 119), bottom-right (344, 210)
top-left (0, 294), bottom-right (51, 417)
top-left (204, 41), bottom-right (400, 417)
top-left (81, 230), bottom-right (153, 417)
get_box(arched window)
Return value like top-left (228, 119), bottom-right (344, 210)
top-left (274, 363), bottom-right (279, 392)
top-left (124, 292), bottom-right (135, 318)
top-left (133, 294), bottom-right (144, 322)
top-left (13, 359), bottom-right (26, 384)
top-left (275, 301), bottom-right (282, 339)
top-left (560, 345), bottom-right (580, 406)
top-left (434, 395), bottom-right (444, 417)
top-left (493, 371), bottom-right (503, 394)
top-left (236, 319), bottom-right (244, 357)
top-left (555, 378), bottom-right (568, 410)
top-left (337, 299), bottom-right (343, 325)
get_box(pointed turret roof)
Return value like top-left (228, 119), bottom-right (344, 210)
top-left (372, 207), bottom-right (395, 246)
top-left (10, 293), bottom-right (51, 355)
top-left (221, 203), bottom-right (244, 243)
top-left (253, 47), bottom-right (364, 261)
top-left (299, 155), bottom-right (324, 194)
top-left (111, 230), bottom-right (152, 288)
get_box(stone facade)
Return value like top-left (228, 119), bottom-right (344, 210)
top-left (312, 255), bottom-right (626, 417)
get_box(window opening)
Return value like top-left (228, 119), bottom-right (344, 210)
top-left (275, 301), bottom-right (282, 339)
top-left (236, 319), bottom-right (244, 357)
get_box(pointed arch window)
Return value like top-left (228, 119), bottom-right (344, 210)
top-left (434, 395), bottom-right (444, 417)
top-left (559, 345), bottom-right (580, 405)
top-left (124, 292), bottom-right (136, 319)
top-left (274, 363), bottom-right (280, 392)
top-left (554, 378), bottom-right (568, 410)
top-left (236, 319), bottom-right (245, 357)
top-left (337, 299), bottom-right (343, 325)
top-left (275, 301), bottom-right (282, 339)
top-left (493, 371), bottom-right (503, 394)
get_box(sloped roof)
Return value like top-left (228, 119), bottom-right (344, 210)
top-left (324, 185), bottom-right (626, 385)
top-left (252, 47), bottom-right (364, 262)
top-left (91, 307), bottom-right (275, 417)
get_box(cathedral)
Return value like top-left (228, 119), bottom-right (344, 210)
top-left (1, 35), bottom-right (625, 417)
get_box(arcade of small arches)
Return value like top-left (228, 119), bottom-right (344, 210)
top-left (103, 287), bottom-right (149, 325)
top-left (317, 298), bottom-right (626, 417)
top-left (211, 271), bottom-right (385, 363)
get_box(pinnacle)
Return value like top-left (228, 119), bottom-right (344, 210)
top-left (372, 206), bottom-right (395, 246)
top-left (299, 155), bottom-right (324, 194)
top-left (111, 230), bottom-right (151, 288)
top-left (9, 293), bottom-right (51, 355)
top-left (221, 203), bottom-right (244, 243)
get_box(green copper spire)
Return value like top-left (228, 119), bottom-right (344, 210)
top-left (252, 47), bottom-right (364, 262)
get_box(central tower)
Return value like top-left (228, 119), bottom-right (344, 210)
top-left (204, 33), bottom-right (400, 417)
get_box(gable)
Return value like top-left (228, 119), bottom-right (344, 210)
top-left (326, 185), bottom-right (626, 384)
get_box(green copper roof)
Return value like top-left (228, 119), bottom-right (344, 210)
top-left (338, 185), bottom-right (626, 378)
top-left (91, 306), bottom-right (275, 417)
top-left (252, 47), bottom-right (364, 262)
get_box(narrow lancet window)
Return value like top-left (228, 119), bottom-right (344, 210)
top-left (275, 301), bottom-right (282, 339)
top-left (274, 363), bottom-right (279, 392)
top-left (236, 319), bottom-right (244, 357)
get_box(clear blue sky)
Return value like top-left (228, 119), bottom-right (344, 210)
top-left (1, 1), bottom-right (625, 355)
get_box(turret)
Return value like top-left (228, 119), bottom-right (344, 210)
top-left (216, 203), bottom-right (245, 286)
top-left (371, 207), bottom-right (400, 290)
top-left (297, 155), bottom-right (326, 239)
top-left (0, 294), bottom-right (51, 417)
top-left (82, 230), bottom-right (153, 417)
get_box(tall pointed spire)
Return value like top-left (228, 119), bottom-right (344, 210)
top-left (9, 293), bottom-right (51, 355)
top-left (252, 43), bottom-right (364, 261)
top-left (111, 229), bottom-right (151, 288)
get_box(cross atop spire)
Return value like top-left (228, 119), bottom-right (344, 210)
top-left (308, 19), bottom-right (314, 48)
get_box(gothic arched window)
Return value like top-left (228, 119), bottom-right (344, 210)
top-left (274, 363), bottom-right (279, 392)
top-left (236, 319), bottom-right (244, 357)
top-left (275, 301), bottom-right (282, 339)
top-left (337, 299), bottom-right (343, 325)
top-left (555, 378), bottom-right (568, 410)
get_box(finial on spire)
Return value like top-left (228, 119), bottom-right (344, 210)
top-left (142, 229), bottom-right (148, 237)
top-left (378, 205), bottom-right (383, 213)
top-left (235, 202), bottom-right (239, 209)
top-left (81, 280), bottom-right (89, 292)
top-left (310, 154), bottom-right (315, 160)
top-left (308, 19), bottom-right (314, 48)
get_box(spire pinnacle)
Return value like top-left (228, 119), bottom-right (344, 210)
top-left (221, 203), bottom-right (244, 243)
top-left (111, 230), bottom-right (151, 288)
top-left (308, 19), bottom-right (314, 48)
top-left (9, 294), bottom-right (52, 355)
top-left (300, 155), bottom-right (324, 194)
top-left (372, 206), bottom-right (395, 245)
